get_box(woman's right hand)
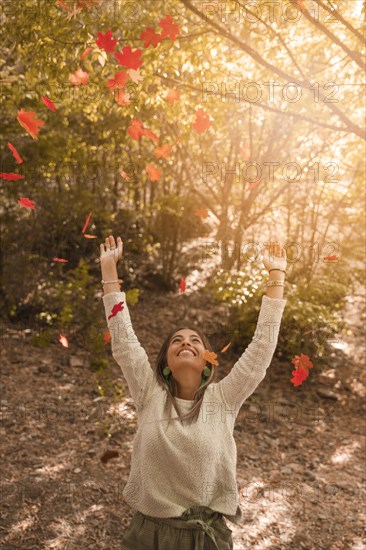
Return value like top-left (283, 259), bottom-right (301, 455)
top-left (100, 235), bottom-right (123, 266)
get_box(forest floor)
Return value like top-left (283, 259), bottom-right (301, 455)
top-left (1, 284), bottom-right (365, 550)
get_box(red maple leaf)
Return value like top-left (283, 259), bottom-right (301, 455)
top-left (106, 70), bottom-right (129, 90)
top-left (80, 46), bottom-right (93, 60)
top-left (154, 144), bottom-right (172, 159)
top-left (59, 333), bottom-right (69, 348)
top-left (159, 15), bottom-right (181, 41)
top-left (179, 277), bottom-right (186, 293)
top-left (69, 68), bottom-right (89, 87)
top-left (108, 302), bottom-right (125, 320)
top-left (41, 96), bottom-right (56, 112)
top-left (17, 109), bottom-right (45, 140)
top-left (146, 164), bottom-right (161, 181)
top-left (290, 367), bottom-right (309, 387)
top-left (192, 108), bottom-right (212, 134)
top-left (96, 30), bottom-right (118, 53)
top-left (167, 88), bottom-right (180, 104)
top-left (7, 143), bottom-right (24, 164)
top-left (81, 211), bottom-right (92, 233)
top-left (140, 27), bottom-right (163, 48)
top-left (53, 257), bottom-right (69, 262)
top-left (103, 329), bottom-right (111, 345)
top-left (18, 197), bottom-right (36, 209)
top-left (115, 46), bottom-right (143, 70)
top-left (0, 172), bottom-right (24, 180)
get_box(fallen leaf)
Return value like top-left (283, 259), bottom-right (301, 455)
top-left (53, 257), bottom-right (69, 262)
top-left (115, 46), bottom-right (143, 70)
top-left (166, 88), bottom-right (180, 104)
top-left (220, 342), bottom-right (232, 353)
top-left (18, 197), bottom-right (36, 209)
top-left (146, 164), bottom-right (161, 181)
top-left (140, 27), bottom-right (163, 48)
top-left (154, 143), bottom-right (172, 159)
top-left (192, 108), bottom-right (212, 134)
top-left (202, 349), bottom-right (219, 366)
top-left (82, 211), bottom-right (92, 233)
top-left (59, 333), bottom-right (69, 348)
top-left (108, 302), bottom-right (124, 320)
top-left (41, 95), bottom-right (56, 112)
top-left (69, 68), bottom-right (89, 87)
top-left (96, 29), bottom-right (118, 53)
top-left (159, 14), bottom-right (181, 41)
top-left (7, 143), bottom-right (24, 164)
top-left (0, 172), bottom-right (24, 180)
top-left (17, 109), bottom-right (45, 140)
top-left (100, 449), bottom-right (119, 463)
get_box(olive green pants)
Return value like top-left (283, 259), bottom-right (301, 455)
top-left (121, 505), bottom-right (234, 550)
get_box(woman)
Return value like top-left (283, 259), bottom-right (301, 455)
top-left (100, 235), bottom-right (287, 550)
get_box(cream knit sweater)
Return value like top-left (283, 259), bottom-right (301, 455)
top-left (102, 291), bottom-right (287, 524)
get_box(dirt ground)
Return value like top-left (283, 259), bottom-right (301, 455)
top-left (1, 285), bottom-right (365, 549)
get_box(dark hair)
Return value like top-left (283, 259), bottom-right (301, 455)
top-left (153, 326), bottom-right (218, 427)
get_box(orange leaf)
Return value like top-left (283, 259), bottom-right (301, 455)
top-left (81, 211), bottom-right (92, 233)
top-left (18, 197), bottom-right (36, 209)
top-left (146, 164), bottom-right (161, 181)
top-left (41, 95), bottom-right (56, 112)
top-left (201, 349), bottom-right (219, 366)
top-left (154, 144), bottom-right (172, 159)
top-left (59, 333), bottom-right (69, 348)
top-left (0, 172), bottom-right (24, 180)
top-left (69, 68), bottom-right (89, 87)
top-left (7, 142), bottom-right (23, 164)
top-left (167, 88), bottom-right (180, 104)
top-left (220, 342), bottom-right (231, 353)
top-left (17, 109), bottom-right (45, 140)
top-left (192, 108), bottom-right (212, 134)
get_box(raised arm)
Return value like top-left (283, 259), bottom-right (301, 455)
top-left (100, 236), bottom-right (157, 412)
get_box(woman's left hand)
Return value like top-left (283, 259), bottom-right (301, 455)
top-left (262, 243), bottom-right (287, 273)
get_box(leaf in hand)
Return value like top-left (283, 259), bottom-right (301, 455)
top-left (96, 30), bottom-right (118, 53)
top-left (192, 108), bottom-right (212, 134)
top-left (7, 143), bottom-right (23, 164)
top-left (108, 302), bottom-right (125, 320)
top-left (17, 109), bottom-right (45, 140)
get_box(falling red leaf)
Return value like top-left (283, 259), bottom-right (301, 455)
top-left (0, 172), bottom-right (24, 180)
top-left (179, 277), bottom-right (186, 293)
top-left (103, 329), bottom-right (111, 345)
top-left (220, 342), bottom-right (232, 353)
top-left (202, 349), bottom-right (219, 366)
top-left (100, 449), bottom-right (119, 463)
top-left (241, 143), bottom-right (250, 161)
top-left (7, 143), bottom-right (23, 164)
top-left (18, 197), bottom-right (36, 209)
top-left (106, 70), bottom-right (129, 90)
top-left (114, 89), bottom-right (130, 106)
top-left (192, 108), bottom-right (212, 134)
top-left (80, 46), bottom-right (93, 60)
top-left (193, 208), bottom-right (209, 218)
top-left (41, 95), bottom-right (56, 112)
top-left (290, 367), bottom-right (309, 386)
top-left (69, 68), bottom-right (89, 87)
top-left (140, 27), bottom-right (163, 48)
top-left (53, 257), bottom-right (69, 262)
top-left (246, 177), bottom-right (261, 191)
top-left (96, 30), bottom-right (118, 53)
top-left (17, 109), bottom-right (45, 140)
top-left (84, 234), bottom-right (97, 238)
top-left (146, 164), bottom-right (161, 182)
top-left (115, 46), bottom-right (143, 70)
top-left (154, 144), bottom-right (172, 159)
top-left (81, 211), bottom-right (92, 233)
top-left (167, 88), bottom-right (180, 104)
top-left (159, 15), bottom-right (181, 41)
top-left (324, 255), bottom-right (338, 261)
top-left (59, 333), bottom-right (69, 348)
top-left (108, 302), bottom-right (124, 320)
top-left (292, 353), bottom-right (313, 372)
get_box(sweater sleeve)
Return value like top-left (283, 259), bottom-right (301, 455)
top-left (217, 294), bottom-right (287, 413)
top-left (102, 291), bottom-right (157, 412)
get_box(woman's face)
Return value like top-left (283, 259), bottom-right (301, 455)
top-left (166, 329), bottom-right (206, 377)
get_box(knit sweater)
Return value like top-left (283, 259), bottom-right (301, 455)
top-left (102, 291), bottom-right (287, 525)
